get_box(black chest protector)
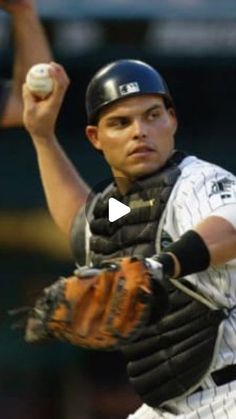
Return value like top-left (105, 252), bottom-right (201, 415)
top-left (71, 151), bottom-right (227, 407)
top-left (88, 156), bottom-right (182, 266)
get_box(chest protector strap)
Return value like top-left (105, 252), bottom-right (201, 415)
top-left (122, 278), bottom-right (227, 407)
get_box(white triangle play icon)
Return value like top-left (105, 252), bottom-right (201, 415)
top-left (108, 197), bottom-right (131, 222)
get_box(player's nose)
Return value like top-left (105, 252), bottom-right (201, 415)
top-left (131, 118), bottom-right (148, 139)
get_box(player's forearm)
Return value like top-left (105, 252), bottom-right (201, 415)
top-left (151, 215), bottom-right (236, 280)
top-left (33, 135), bottom-right (90, 236)
top-left (165, 216), bottom-right (236, 276)
top-left (12, 8), bottom-right (52, 95)
top-left (1, 6), bottom-right (52, 127)
top-left (194, 215), bottom-right (236, 266)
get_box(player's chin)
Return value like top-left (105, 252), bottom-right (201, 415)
top-left (127, 160), bottom-right (163, 179)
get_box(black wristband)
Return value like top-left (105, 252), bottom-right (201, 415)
top-left (153, 253), bottom-right (175, 277)
top-left (164, 230), bottom-right (210, 277)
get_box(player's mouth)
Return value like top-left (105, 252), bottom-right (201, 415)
top-left (128, 144), bottom-right (155, 157)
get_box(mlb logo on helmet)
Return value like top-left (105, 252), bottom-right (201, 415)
top-left (119, 82), bottom-right (140, 96)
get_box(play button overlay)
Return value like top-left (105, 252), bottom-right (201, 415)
top-left (108, 197), bottom-right (131, 222)
top-left (83, 176), bottom-right (153, 246)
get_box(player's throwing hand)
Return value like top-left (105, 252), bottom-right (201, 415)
top-left (23, 62), bottom-right (70, 143)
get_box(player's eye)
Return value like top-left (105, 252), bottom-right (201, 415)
top-left (108, 117), bottom-right (130, 128)
top-left (147, 110), bottom-right (161, 120)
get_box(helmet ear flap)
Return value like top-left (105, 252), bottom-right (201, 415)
top-left (85, 59), bottom-right (173, 125)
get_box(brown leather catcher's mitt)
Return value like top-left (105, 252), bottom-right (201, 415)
top-left (25, 257), bottom-right (168, 350)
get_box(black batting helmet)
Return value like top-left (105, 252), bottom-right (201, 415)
top-left (85, 59), bottom-right (173, 124)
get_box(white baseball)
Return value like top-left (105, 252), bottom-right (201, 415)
top-left (26, 63), bottom-right (54, 99)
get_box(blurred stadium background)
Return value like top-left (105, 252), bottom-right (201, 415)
top-left (0, 0), bottom-right (236, 418)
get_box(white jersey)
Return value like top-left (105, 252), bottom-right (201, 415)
top-left (128, 156), bottom-right (236, 419)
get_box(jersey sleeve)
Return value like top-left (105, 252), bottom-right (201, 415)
top-left (166, 160), bottom-right (236, 237)
top-left (0, 80), bottom-right (11, 123)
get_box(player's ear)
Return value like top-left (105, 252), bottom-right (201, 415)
top-left (85, 125), bottom-right (102, 150)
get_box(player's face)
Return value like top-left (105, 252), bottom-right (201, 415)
top-left (86, 94), bottom-right (177, 182)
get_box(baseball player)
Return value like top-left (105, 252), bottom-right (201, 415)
top-left (0, 0), bottom-right (52, 127)
top-left (22, 59), bottom-right (236, 418)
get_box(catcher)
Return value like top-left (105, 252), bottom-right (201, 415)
top-left (22, 60), bottom-right (236, 418)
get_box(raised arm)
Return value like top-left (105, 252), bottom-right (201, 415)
top-left (23, 62), bottom-right (90, 236)
top-left (0, 0), bottom-right (52, 127)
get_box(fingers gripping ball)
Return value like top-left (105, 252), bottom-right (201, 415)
top-left (25, 257), bottom-right (168, 350)
top-left (26, 63), bottom-right (54, 99)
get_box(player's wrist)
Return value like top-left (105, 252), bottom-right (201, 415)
top-left (30, 134), bottom-right (59, 153)
top-left (150, 253), bottom-right (176, 278)
top-left (9, 7), bottom-right (37, 21)
top-left (145, 257), bottom-right (165, 280)
top-left (31, 132), bottom-right (57, 143)
top-left (152, 230), bottom-right (210, 279)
